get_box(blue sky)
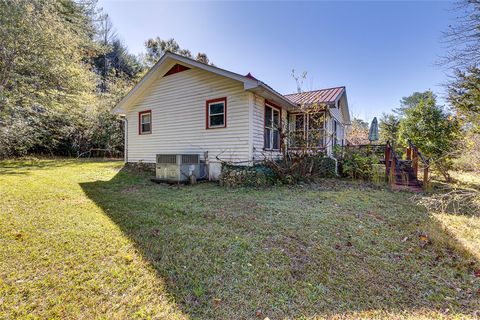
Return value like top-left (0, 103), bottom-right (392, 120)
top-left (99, 0), bottom-right (456, 121)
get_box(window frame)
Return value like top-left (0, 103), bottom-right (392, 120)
top-left (138, 110), bottom-right (152, 135)
top-left (289, 111), bottom-right (327, 149)
top-left (205, 97), bottom-right (227, 129)
top-left (264, 102), bottom-right (282, 151)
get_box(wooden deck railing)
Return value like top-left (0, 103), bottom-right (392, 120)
top-left (385, 141), bottom-right (399, 186)
top-left (407, 139), bottom-right (430, 189)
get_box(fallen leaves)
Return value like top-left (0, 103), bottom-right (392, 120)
top-left (14, 232), bottom-right (24, 241)
top-left (212, 298), bottom-right (221, 307)
top-left (254, 308), bottom-right (271, 319)
top-left (419, 234), bottom-right (429, 242)
top-left (418, 232), bottom-right (430, 248)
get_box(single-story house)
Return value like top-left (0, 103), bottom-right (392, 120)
top-left (112, 51), bottom-right (351, 180)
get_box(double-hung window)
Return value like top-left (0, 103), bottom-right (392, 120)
top-left (264, 104), bottom-right (281, 150)
top-left (139, 110), bottom-right (152, 134)
top-left (206, 97), bottom-right (227, 129)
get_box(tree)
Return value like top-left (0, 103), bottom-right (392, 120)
top-left (395, 91), bottom-right (436, 117)
top-left (142, 37), bottom-right (211, 67)
top-left (398, 93), bottom-right (460, 181)
top-left (379, 113), bottom-right (400, 145)
top-left (441, 1), bottom-right (480, 173)
top-left (0, 0), bottom-right (135, 158)
top-left (346, 118), bottom-right (370, 145)
top-left (91, 14), bottom-right (143, 92)
top-left (195, 52), bottom-right (210, 64)
top-left (447, 66), bottom-right (480, 132)
top-left (0, 0), bottom-right (97, 157)
top-left (442, 0), bottom-right (480, 69)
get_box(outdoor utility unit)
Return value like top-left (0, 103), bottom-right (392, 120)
top-left (155, 154), bottom-right (204, 182)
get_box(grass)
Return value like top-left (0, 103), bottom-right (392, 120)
top-left (0, 159), bottom-right (479, 319)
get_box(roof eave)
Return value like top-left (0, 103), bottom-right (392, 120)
top-left (258, 83), bottom-right (297, 109)
top-left (112, 51), bottom-right (265, 114)
top-left (247, 84), bottom-right (297, 110)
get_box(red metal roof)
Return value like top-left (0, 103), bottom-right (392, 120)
top-left (284, 86), bottom-right (345, 105)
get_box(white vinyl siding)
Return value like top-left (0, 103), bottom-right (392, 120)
top-left (329, 106), bottom-right (344, 125)
top-left (252, 95), bottom-right (265, 159)
top-left (329, 95), bottom-right (347, 148)
top-left (125, 66), bottom-right (250, 168)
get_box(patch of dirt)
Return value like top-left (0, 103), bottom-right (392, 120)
top-left (121, 186), bottom-right (140, 194)
top-left (264, 233), bottom-right (314, 281)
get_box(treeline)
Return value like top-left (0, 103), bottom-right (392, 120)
top-left (0, 0), bottom-right (210, 158)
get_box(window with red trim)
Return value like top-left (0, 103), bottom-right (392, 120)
top-left (139, 110), bottom-right (152, 134)
top-left (206, 97), bottom-right (227, 129)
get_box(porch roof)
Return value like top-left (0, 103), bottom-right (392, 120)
top-left (283, 86), bottom-right (345, 105)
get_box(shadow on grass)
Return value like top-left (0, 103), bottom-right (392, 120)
top-left (0, 158), bottom-right (122, 175)
top-left (80, 167), bottom-right (480, 319)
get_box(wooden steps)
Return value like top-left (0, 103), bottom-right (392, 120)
top-left (390, 159), bottom-right (423, 192)
top-left (384, 141), bottom-right (429, 192)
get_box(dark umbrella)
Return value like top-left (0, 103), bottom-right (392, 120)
top-left (369, 117), bottom-right (379, 143)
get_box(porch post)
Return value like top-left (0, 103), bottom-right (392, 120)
top-left (406, 147), bottom-right (411, 160)
top-left (412, 152), bottom-right (419, 179)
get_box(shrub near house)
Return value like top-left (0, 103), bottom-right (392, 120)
top-left (219, 155), bottom-right (337, 187)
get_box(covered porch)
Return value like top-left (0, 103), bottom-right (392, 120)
top-left (287, 110), bottom-right (344, 155)
top-left (283, 87), bottom-right (349, 156)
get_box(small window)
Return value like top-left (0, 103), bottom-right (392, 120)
top-left (264, 104), bottom-right (281, 150)
top-left (139, 110), bottom-right (152, 134)
top-left (206, 97), bottom-right (227, 129)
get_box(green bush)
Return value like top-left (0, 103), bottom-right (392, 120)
top-left (339, 147), bottom-right (382, 181)
top-left (219, 165), bottom-right (279, 188)
top-left (311, 155), bottom-right (337, 178)
top-left (264, 153), bottom-right (338, 184)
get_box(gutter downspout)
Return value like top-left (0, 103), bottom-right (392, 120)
top-left (120, 115), bottom-right (128, 163)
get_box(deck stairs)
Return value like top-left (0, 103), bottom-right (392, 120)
top-left (384, 140), bottom-right (429, 192)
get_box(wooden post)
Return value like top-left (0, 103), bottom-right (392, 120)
top-left (423, 164), bottom-right (429, 190)
top-left (406, 147), bottom-right (412, 160)
top-left (412, 152), bottom-right (418, 179)
top-left (389, 157), bottom-right (396, 185)
top-left (385, 145), bottom-right (390, 176)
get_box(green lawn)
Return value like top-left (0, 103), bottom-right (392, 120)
top-left (0, 160), bottom-right (479, 319)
